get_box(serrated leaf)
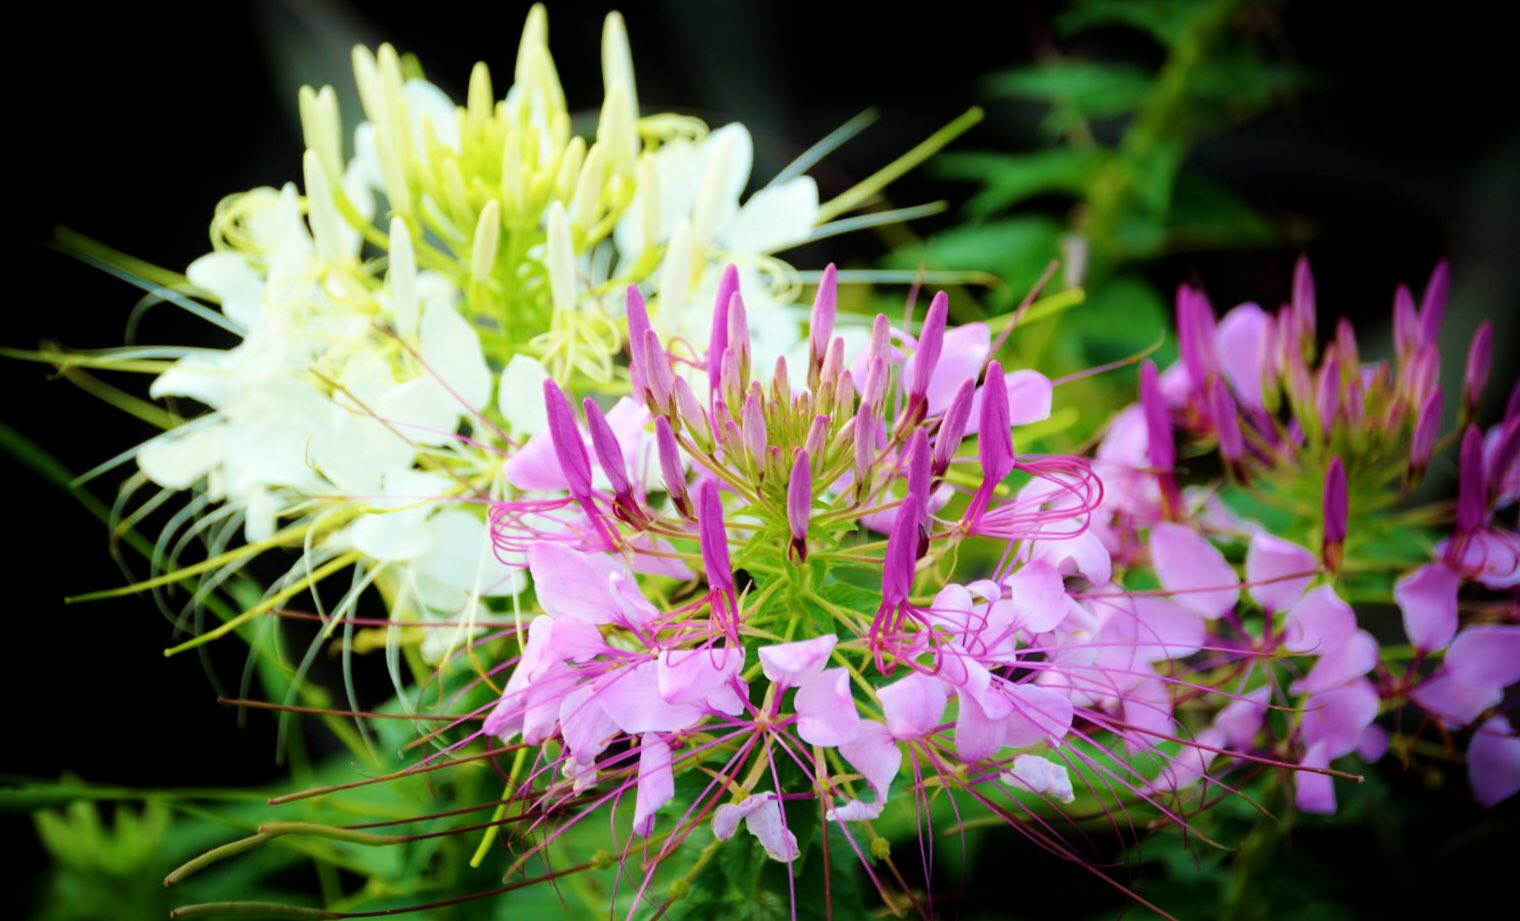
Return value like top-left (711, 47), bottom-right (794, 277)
top-left (986, 62), bottom-right (1155, 131)
top-left (936, 149), bottom-right (1109, 218)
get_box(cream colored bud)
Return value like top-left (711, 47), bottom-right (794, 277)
top-left (387, 218), bottom-right (418, 339)
top-left (471, 199), bottom-right (501, 283)
top-left (546, 201), bottom-right (577, 314)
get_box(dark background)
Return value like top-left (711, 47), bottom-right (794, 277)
top-left (7, 1), bottom-right (1518, 917)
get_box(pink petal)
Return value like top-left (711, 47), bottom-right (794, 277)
top-left (559, 684), bottom-right (619, 764)
top-left (758, 634), bottom-right (837, 686)
top-left (1245, 533), bottom-right (1316, 612)
top-left (918, 323), bottom-right (990, 415)
top-left (1130, 596), bottom-right (1206, 662)
top-left (879, 671), bottom-right (948, 740)
top-left (1149, 523), bottom-right (1239, 618)
top-left (594, 662), bottom-right (706, 734)
top-left (527, 543), bottom-right (622, 624)
top-left (633, 734), bottom-right (674, 836)
top-left (838, 721), bottom-right (901, 799)
top-left (1295, 742), bottom-right (1337, 815)
top-left (1394, 562), bottom-right (1460, 651)
top-left (1283, 586), bottom-right (1357, 655)
top-left (657, 645), bottom-right (744, 706)
top-left (825, 799), bottom-right (884, 822)
top-left (1005, 753), bottom-right (1076, 802)
top-left (1003, 683), bottom-right (1075, 748)
top-left (795, 668), bottom-right (861, 746)
top-left (1118, 676), bottom-right (1173, 753)
top-left (1026, 528), bottom-right (1112, 585)
top-left (1469, 716), bottom-right (1520, 808)
top-left (1004, 560), bottom-right (1068, 634)
top-left (1301, 679), bottom-right (1380, 759)
top-left (1410, 672), bottom-right (1502, 726)
top-left (1215, 687), bottom-right (1269, 748)
top-left (1215, 303), bottom-right (1271, 410)
top-left (954, 690), bottom-right (1007, 761)
top-left (1005, 370), bottom-right (1054, 426)
top-left (1446, 624), bottom-right (1520, 689)
top-left (742, 795), bottom-right (801, 863)
top-left (1292, 629), bottom-right (1378, 695)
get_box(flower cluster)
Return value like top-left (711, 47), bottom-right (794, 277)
top-left (1091, 258), bottom-right (1519, 813)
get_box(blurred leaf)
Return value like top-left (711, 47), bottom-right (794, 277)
top-left (887, 217), bottom-right (1066, 306)
top-left (936, 149), bottom-right (1109, 218)
top-left (1165, 173), bottom-right (1277, 248)
top-left (985, 62), bottom-right (1154, 135)
top-left (1056, 0), bottom-right (1221, 46)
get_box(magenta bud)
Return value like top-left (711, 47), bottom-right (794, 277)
top-left (626, 285), bottom-right (651, 394)
top-left (1211, 379), bottom-right (1243, 464)
top-left (1139, 360), bottom-right (1174, 472)
top-left (853, 406), bottom-right (877, 497)
top-left (978, 360), bottom-right (1014, 487)
top-left (905, 430), bottom-right (930, 555)
top-left (787, 450), bottom-right (812, 559)
top-left (868, 313), bottom-right (891, 366)
top-left (1293, 256), bottom-right (1317, 344)
top-left (1335, 318), bottom-right (1360, 373)
top-left (770, 355), bottom-right (791, 406)
top-left (742, 387), bottom-right (768, 467)
top-left (882, 493), bottom-right (922, 608)
top-left (1491, 417), bottom-right (1520, 507)
top-left (1418, 259), bottom-right (1450, 347)
top-left (642, 329), bottom-right (674, 411)
top-left (863, 357), bottom-right (887, 412)
top-left (810, 263), bottom-right (838, 369)
top-left (910, 291), bottom-right (949, 400)
top-left (707, 264), bottom-right (739, 385)
top-left (654, 416), bottom-right (690, 518)
top-left (1322, 456), bottom-right (1348, 570)
top-left (933, 378), bottom-right (975, 478)
top-left (697, 477), bottom-right (734, 593)
top-left (1315, 352), bottom-right (1341, 437)
top-left (1345, 376), bottom-right (1365, 432)
top-left (1393, 284), bottom-right (1419, 357)
top-left (804, 414), bottom-right (830, 459)
top-left (544, 380), bottom-right (592, 500)
top-left (1409, 387), bottom-right (1442, 479)
top-left (583, 397), bottom-right (631, 499)
top-left (1464, 321), bottom-right (1493, 416)
top-left (720, 346), bottom-right (744, 410)
top-left (727, 291), bottom-right (751, 380)
top-left (1507, 380), bottom-right (1520, 425)
top-left (1177, 285), bottom-right (1218, 389)
top-left (672, 376), bottom-right (706, 439)
top-left (1456, 426), bottom-right (1487, 535)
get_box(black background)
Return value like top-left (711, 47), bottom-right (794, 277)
top-left (7, 1), bottom-right (1518, 917)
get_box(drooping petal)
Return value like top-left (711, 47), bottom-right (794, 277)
top-left (527, 543), bottom-right (622, 623)
top-left (1004, 754), bottom-right (1076, 803)
top-left (1003, 683), bottom-right (1075, 748)
top-left (838, 721), bottom-right (901, 800)
top-left (633, 734), bottom-right (675, 836)
top-left (878, 672), bottom-right (948, 740)
top-left (1295, 742), bottom-right (1337, 815)
top-left (795, 668), bottom-right (861, 746)
top-left (1004, 560), bottom-right (1068, 634)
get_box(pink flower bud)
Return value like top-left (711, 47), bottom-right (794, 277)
top-left (1408, 387), bottom-right (1442, 480)
top-left (544, 380), bottom-right (591, 500)
top-left (707, 264), bottom-right (739, 385)
top-left (1456, 426), bottom-right (1487, 536)
top-left (978, 360), bottom-right (1014, 487)
top-left (787, 450), bottom-right (812, 559)
top-left (1293, 256), bottom-right (1317, 345)
top-left (910, 291), bottom-right (949, 401)
top-left (1322, 456), bottom-right (1347, 571)
top-left (853, 406), bottom-right (877, 498)
top-left (626, 285), bottom-right (651, 395)
top-left (582, 397), bottom-right (630, 499)
top-left (804, 414), bottom-right (829, 459)
top-left (1139, 360), bottom-right (1173, 473)
top-left (1211, 379), bottom-right (1243, 465)
top-left (641, 329), bottom-right (674, 411)
top-left (742, 387), bottom-right (768, 468)
top-left (697, 478), bottom-right (733, 594)
top-left (672, 376), bottom-right (707, 440)
top-left (727, 292), bottom-right (751, 382)
top-left (883, 494), bottom-right (921, 609)
top-left (655, 416), bottom-right (690, 518)
top-left (1392, 284), bottom-right (1419, 357)
top-left (933, 378), bottom-right (975, 478)
top-left (810, 263), bottom-right (838, 370)
top-left (1418, 259), bottom-right (1450, 347)
top-left (1465, 321), bottom-right (1493, 416)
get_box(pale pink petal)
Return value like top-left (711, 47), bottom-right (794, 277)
top-left (1216, 303), bottom-right (1271, 410)
top-left (878, 672), bottom-right (949, 740)
top-left (1245, 533), bottom-right (1316, 612)
top-left (1295, 742), bottom-right (1337, 814)
top-left (1283, 586), bottom-right (1357, 655)
top-left (1118, 676), bottom-right (1173, 753)
top-left (825, 799), bottom-right (884, 822)
top-left (559, 684), bottom-right (619, 764)
top-left (594, 662), bottom-right (706, 734)
top-left (1005, 753), bottom-right (1077, 802)
top-left (742, 795), bottom-right (801, 862)
top-left (1004, 370), bottom-right (1054, 426)
top-left (954, 690), bottom-right (1006, 761)
top-left (1469, 716), bottom-right (1520, 807)
top-left (1301, 679), bottom-right (1380, 759)
top-left (838, 721), bottom-right (901, 799)
top-left (1130, 596), bottom-right (1206, 662)
top-left (657, 645), bottom-right (744, 706)
top-left (527, 543), bottom-right (622, 623)
top-left (1215, 687), bottom-right (1269, 748)
top-left (1004, 560), bottom-right (1068, 634)
top-left (1410, 672), bottom-right (1502, 726)
top-left (1394, 562), bottom-right (1460, 651)
top-left (1149, 523), bottom-right (1239, 618)
top-left (795, 668), bottom-right (861, 746)
top-left (633, 734), bottom-right (674, 836)
top-left (1003, 683), bottom-right (1076, 748)
top-left (758, 635), bottom-right (837, 687)
top-left (1446, 624), bottom-right (1520, 689)
top-left (1292, 629), bottom-right (1378, 695)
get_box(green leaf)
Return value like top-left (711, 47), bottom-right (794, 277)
top-left (1166, 172), bottom-right (1277, 248)
top-left (1056, 0), bottom-right (1219, 46)
top-left (935, 149), bottom-right (1109, 218)
top-left (986, 62), bottom-right (1154, 133)
top-left (887, 217), bottom-right (1066, 308)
